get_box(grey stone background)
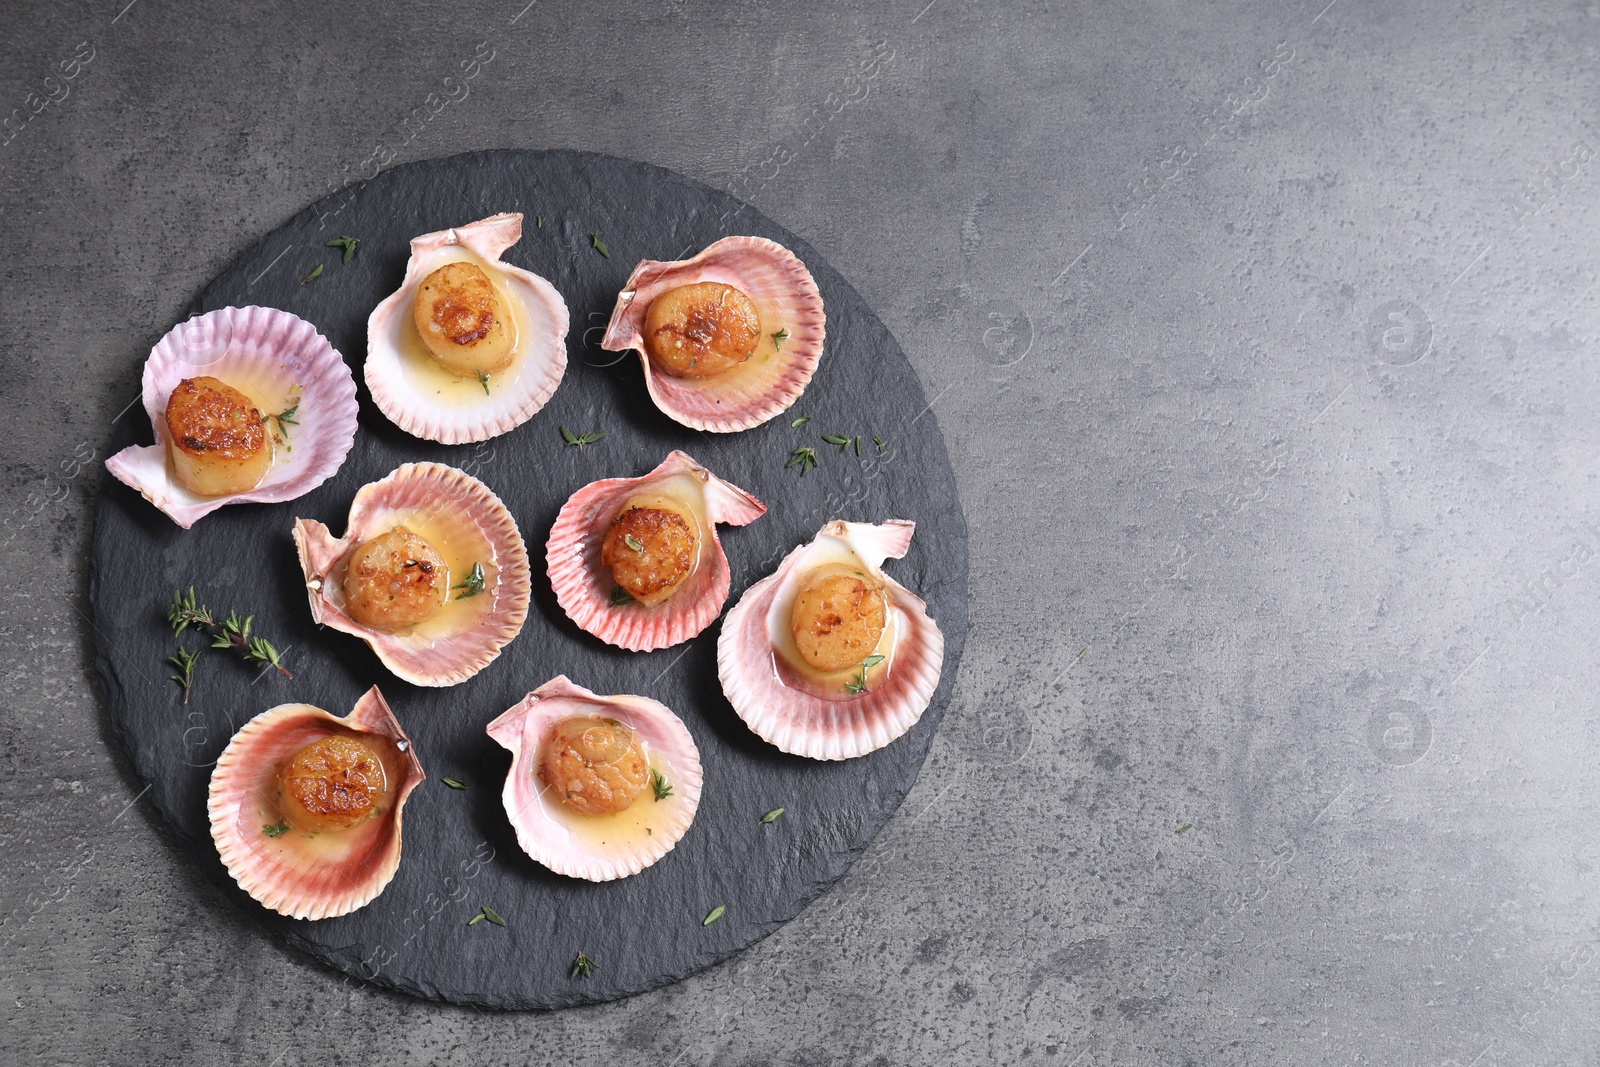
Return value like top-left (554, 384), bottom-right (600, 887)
top-left (3, 0), bottom-right (1597, 1063)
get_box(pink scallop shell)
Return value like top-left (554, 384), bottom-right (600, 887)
top-left (207, 687), bottom-right (425, 920)
top-left (599, 236), bottom-right (825, 433)
top-left (292, 462), bottom-right (531, 687)
top-left (365, 213), bottom-right (569, 444)
top-left (104, 305), bottom-right (359, 529)
top-left (486, 675), bottom-right (703, 882)
top-left (546, 451), bottom-right (765, 652)
top-left (718, 520), bottom-right (945, 761)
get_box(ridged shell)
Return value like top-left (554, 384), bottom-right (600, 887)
top-left (365, 213), bottom-right (569, 444)
top-left (207, 687), bottom-right (425, 920)
top-left (486, 676), bottom-right (703, 882)
top-left (104, 305), bottom-right (358, 529)
top-left (293, 462), bottom-right (531, 687)
top-left (599, 236), bottom-right (824, 432)
top-left (546, 451), bottom-right (765, 651)
top-left (718, 520), bottom-right (944, 760)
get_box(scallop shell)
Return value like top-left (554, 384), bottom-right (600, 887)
top-left (104, 305), bottom-right (359, 529)
top-left (547, 450), bottom-right (765, 651)
top-left (486, 675), bottom-right (703, 882)
top-left (718, 520), bottom-right (944, 760)
top-left (292, 462), bottom-right (531, 686)
top-left (207, 687), bottom-right (425, 920)
top-left (365, 213), bottom-right (569, 444)
top-left (599, 236), bottom-right (824, 432)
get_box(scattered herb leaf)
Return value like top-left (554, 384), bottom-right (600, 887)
top-left (1078, 647), bottom-right (1088, 659)
top-left (844, 654), bottom-right (886, 695)
top-left (467, 911), bottom-right (485, 926)
top-left (873, 435), bottom-right (885, 453)
top-left (442, 778), bottom-right (469, 790)
top-left (481, 904), bottom-right (507, 927)
top-left (624, 533), bottom-right (645, 554)
top-left (772, 326), bottom-right (790, 351)
top-left (168, 588), bottom-right (292, 678)
top-left (589, 230), bottom-right (610, 258)
top-left (786, 446), bottom-right (818, 476)
top-left (821, 433), bottom-right (850, 447)
top-left (609, 587), bottom-right (636, 606)
top-left (791, 415), bottom-right (811, 428)
top-left (1175, 823), bottom-right (1193, 835)
top-left (702, 904), bottom-right (726, 926)
top-left (650, 769), bottom-right (673, 801)
top-left (299, 263), bottom-right (323, 286)
top-left (761, 807), bottom-right (785, 824)
top-left (560, 426), bottom-right (608, 448)
top-left (854, 435), bottom-right (862, 456)
top-left (262, 818), bottom-right (289, 838)
top-left (267, 396), bottom-right (300, 448)
top-left (570, 951), bottom-right (595, 979)
top-left (477, 369), bottom-right (491, 395)
top-left (453, 562), bottom-right (486, 600)
top-left (168, 647), bottom-right (200, 704)
top-left (324, 235), bottom-right (359, 263)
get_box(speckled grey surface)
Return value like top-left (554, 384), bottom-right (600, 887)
top-left (6, 0), bottom-right (1600, 1062)
top-left (87, 148), bottom-right (969, 1010)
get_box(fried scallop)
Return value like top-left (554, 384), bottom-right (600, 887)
top-left (105, 305), bottom-right (358, 528)
top-left (207, 687), bottom-right (424, 920)
top-left (599, 236), bottom-right (824, 432)
top-left (718, 520), bottom-right (944, 760)
top-left (293, 463), bottom-right (531, 687)
top-left (546, 451), bottom-right (765, 651)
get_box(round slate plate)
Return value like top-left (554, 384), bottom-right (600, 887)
top-left (89, 149), bottom-right (968, 1009)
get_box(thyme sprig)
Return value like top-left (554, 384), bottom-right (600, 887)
top-left (325, 235), bottom-right (359, 263)
top-left (477, 369), bottom-right (491, 396)
top-left (168, 647), bottom-right (200, 704)
top-left (786, 446), bottom-right (817, 476)
top-left (167, 588), bottom-right (292, 678)
top-left (262, 818), bottom-right (289, 837)
top-left (570, 951), bottom-right (595, 979)
top-left (650, 769), bottom-right (672, 801)
top-left (267, 389), bottom-right (301, 448)
top-left (843, 654), bottom-right (886, 695)
top-left (772, 326), bottom-right (790, 351)
top-left (560, 426), bottom-right (608, 448)
top-left (609, 587), bottom-right (636, 606)
top-left (453, 563), bottom-right (486, 600)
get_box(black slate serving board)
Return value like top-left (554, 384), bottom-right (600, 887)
top-left (88, 149), bottom-right (968, 1009)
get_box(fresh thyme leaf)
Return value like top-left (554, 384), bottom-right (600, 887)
top-left (873, 435), bottom-right (884, 453)
top-left (1175, 823), bottom-right (1193, 834)
top-left (324, 235), bottom-right (359, 263)
top-left (481, 904), bottom-right (507, 927)
top-left (760, 807), bottom-right (785, 824)
top-left (477, 369), bottom-right (491, 395)
top-left (560, 425), bottom-right (579, 445)
top-left (442, 778), bottom-right (469, 790)
top-left (467, 912), bottom-right (485, 926)
top-left (453, 562), bottom-right (486, 600)
top-left (561, 426), bottom-right (608, 448)
top-left (650, 769), bottom-right (672, 801)
top-left (624, 533), bottom-right (645, 554)
top-left (536, 215), bottom-right (543, 229)
top-left (1078, 647), bottom-right (1088, 659)
top-left (821, 433), bottom-right (850, 447)
top-left (609, 587), bottom-right (636, 606)
top-left (702, 904), bottom-right (726, 926)
top-left (590, 230), bottom-right (610, 258)
top-left (791, 416), bottom-right (811, 428)
top-left (299, 263), bottom-right (323, 286)
top-left (854, 435), bottom-right (862, 456)
top-left (262, 818), bottom-right (289, 838)
top-left (570, 951), bottom-right (595, 979)
top-left (786, 446), bottom-right (817, 476)
top-left (772, 326), bottom-right (790, 351)
top-left (861, 654), bottom-right (885, 669)
top-left (168, 647), bottom-right (201, 704)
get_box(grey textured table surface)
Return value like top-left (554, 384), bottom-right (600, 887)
top-left (4, 1), bottom-right (1598, 1064)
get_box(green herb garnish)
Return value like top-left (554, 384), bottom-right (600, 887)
top-left (168, 647), bottom-right (200, 704)
top-left (560, 426), bottom-right (608, 448)
top-left (262, 818), bottom-right (289, 837)
top-left (822, 433), bottom-right (850, 447)
top-left (650, 769), bottom-right (672, 801)
top-left (786, 446), bottom-right (817, 476)
top-left (791, 415), bottom-right (811, 428)
top-left (843, 654), bottom-right (886, 695)
top-left (168, 588), bottom-right (292, 678)
top-left (772, 326), bottom-right (790, 351)
top-left (471, 904), bottom-right (506, 927)
top-left (853, 435), bottom-right (862, 456)
top-left (267, 395), bottom-right (300, 448)
top-left (324, 235), bottom-right (359, 263)
top-left (702, 904), bottom-right (726, 926)
top-left (467, 911), bottom-right (485, 926)
top-left (624, 533), bottom-right (645, 554)
top-left (299, 263), bottom-right (323, 286)
top-left (609, 587), bottom-right (636, 606)
top-left (760, 807), bottom-right (785, 824)
top-left (873, 435), bottom-right (884, 453)
top-left (1175, 823), bottom-right (1193, 834)
top-left (442, 778), bottom-right (468, 790)
top-left (570, 951), bottom-right (595, 979)
top-left (453, 563), bottom-right (486, 600)
top-left (477, 369), bottom-right (491, 395)
top-left (590, 230), bottom-right (609, 258)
